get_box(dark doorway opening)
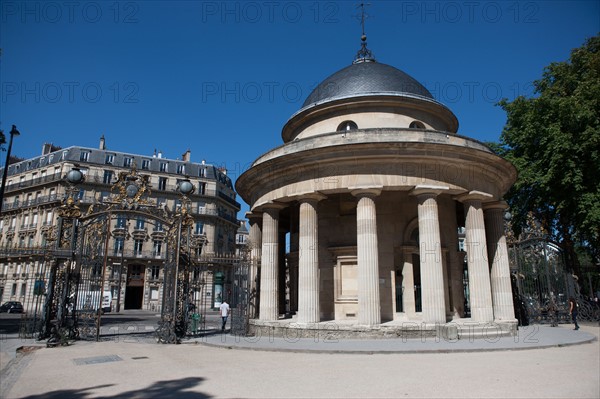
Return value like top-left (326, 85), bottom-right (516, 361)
top-left (125, 286), bottom-right (143, 309)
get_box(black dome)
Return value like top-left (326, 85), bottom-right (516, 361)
top-left (302, 61), bottom-right (434, 108)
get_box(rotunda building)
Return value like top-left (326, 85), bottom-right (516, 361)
top-left (236, 48), bottom-right (517, 337)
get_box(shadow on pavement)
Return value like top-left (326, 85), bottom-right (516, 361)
top-left (19, 377), bottom-right (211, 399)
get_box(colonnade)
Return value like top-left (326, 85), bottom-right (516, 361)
top-left (247, 187), bottom-right (515, 326)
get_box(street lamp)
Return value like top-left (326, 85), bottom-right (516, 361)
top-left (0, 125), bottom-right (21, 213)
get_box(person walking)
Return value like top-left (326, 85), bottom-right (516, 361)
top-left (219, 300), bottom-right (230, 332)
top-left (568, 297), bottom-right (580, 330)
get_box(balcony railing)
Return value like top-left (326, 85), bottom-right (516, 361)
top-left (4, 172), bottom-right (63, 193)
top-left (2, 194), bottom-right (60, 211)
top-left (103, 249), bottom-right (167, 260)
top-left (0, 246), bottom-right (48, 257)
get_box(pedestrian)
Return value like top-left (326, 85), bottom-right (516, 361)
top-left (568, 297), bottom-right (580, 330)
top-left (219, 300), bottom-right (230, 332)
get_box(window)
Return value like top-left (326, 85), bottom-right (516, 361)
top-left (105, 154), bottom-right (114, 164)
top-left (337, 120), bottom-right (358, 132)
top-left (198, 182), bottom-right (206, 195)
top-left (20, 283), bottom-right (26, 297)
top-left (135, 218), bottom-right (145, 230)
top-left (114, 238), bottom-right (124, 255)
top-left (48, 154), bottom-right (54, 163)
top-left (195, 222), bottom-right (204, 235)
top-left (103, 170), bottom-right (114, 184)
top-left (409, 120), bottom-right (426, 129)
top-left (158, 177), bottom-right (167, 191)
top-left (176, 164), bottom-right (185, 174)
top-left (199, 168), bottom-right (206, 177)
top-left (80, 151), bottom-right (90, 162)
top-left (11, 283), bottom-right (17, 296)
top-left (116, 215), bottom-right (127, 228)
top-left (32, 213), bottom-right (38, 227)
top-left (159, 162), bottom-right (167, 172)
top-left (153, 241), bottom-right (162, 257)
top-left (134, 239), bottom-right (144, 255)
top-left (141, 159), bottom-right (150, 170)
top-left (155, 222), bottom-right (164, 232)
top-left (123, 157), bottom-right (132, 167)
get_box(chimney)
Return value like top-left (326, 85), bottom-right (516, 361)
top-left (99, 135), bottom-right (106, 150)
top-left (158, 150), bottom-right (163, 159)
top-left (182, 149), bottom-right (191, 162)
top-left (42, 143), bottom-right (53, 155)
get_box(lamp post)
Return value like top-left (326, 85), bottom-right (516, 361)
top-left (0, 125), bottom-right (21, 213)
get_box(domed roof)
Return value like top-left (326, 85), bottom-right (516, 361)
top-left (302, 60), bottom-right (434, 108)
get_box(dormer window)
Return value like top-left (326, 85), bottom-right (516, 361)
top-left (337, 120), bottom-right (358, 132)
top-left (409, 121), bottom-right (426, 129)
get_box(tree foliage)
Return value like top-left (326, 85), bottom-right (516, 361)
top-left (497, 35), bottom-right (600, 271)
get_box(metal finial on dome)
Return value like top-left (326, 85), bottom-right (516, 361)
top-left (354, 2), bottom-right (375, 64)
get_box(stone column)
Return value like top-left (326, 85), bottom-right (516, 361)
top-left (401, 247), bottom-right (416, 316)
top-left (297, 194), bottom-right (325, 324)
top-left (278, 229), bottom-right (287, 314)
top-left (484, 201), bottom-right (516, 321)
top-left (411, 186), bottom-right (448, 324)
top-left (459, 192), bottom-right (494, 323)
top-left (452, 251), bottom-right (466, 318)
top-left (352, 188), bottom-right (382, 326)
top-left (259, 204), bottom-right (283, 321)
top-left (289, 204), bottom-right (299, 314)
top-left (246, 211), bottom-right (262, 319)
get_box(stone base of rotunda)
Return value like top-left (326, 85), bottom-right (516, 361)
top-left (248, 318), bottom-right (518, 340)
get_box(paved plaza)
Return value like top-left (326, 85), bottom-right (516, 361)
top-left (0, 320), bottom-right (598, 398)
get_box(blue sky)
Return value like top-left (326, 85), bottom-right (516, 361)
top-left (1, 1), bottom-right (598, 215)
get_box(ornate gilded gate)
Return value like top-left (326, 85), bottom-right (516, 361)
top-left (36, 166), bottom-right (218, 345)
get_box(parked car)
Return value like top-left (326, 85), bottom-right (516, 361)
top-left (0, 301), bottom-right (24, 313)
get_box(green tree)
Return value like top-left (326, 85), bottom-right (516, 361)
top-left (496, 35), bottom-right (600, 274)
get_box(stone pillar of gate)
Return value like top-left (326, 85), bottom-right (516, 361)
top-left (400, 246), bottom-right (417, 317)
top-left (258, 203), bottom-right (284, 321)
top-left (351, 188), bottom-right (382, 326)
top-left (458, 191), bottom-right (494, 323)
top-left (297, 193), bottom-right (326, 324)
top-left (246, 211), bottom-right (262, 319)
top-left (484, 201), bottom-right (516, 322)
top-left (411, 186), bottom-right (448, 324)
